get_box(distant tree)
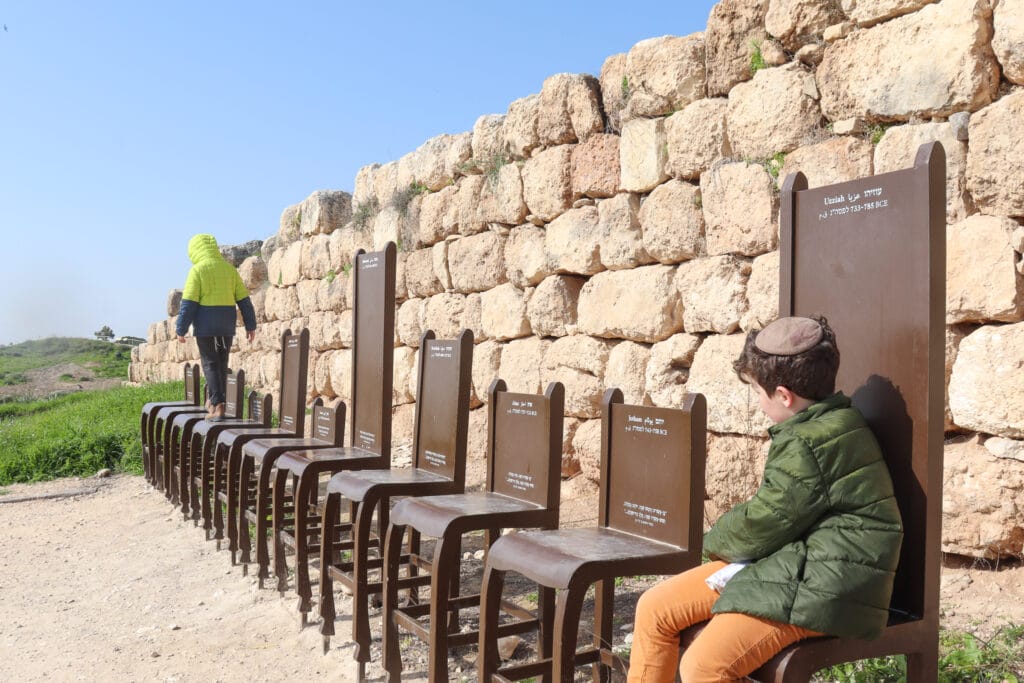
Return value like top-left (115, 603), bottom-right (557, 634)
top-left (94, 325), bottom-right (115, 342)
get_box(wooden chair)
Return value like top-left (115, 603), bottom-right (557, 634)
top-left (269, 244), bottom-right (396, 623)
top-left (140, 362), bottom-right (200, 484)
top-left (477, 389), bottom-right (707, 683)
top-left (679, 142), bottom-right (947, 681)
top-left (207, 328), bottom-right (310, 562)
top-left (147, 364), bottom-right (207, 492)
top-left (381, 379), bottom-right (565, 682)
top-left (317, 329), bottom-right (473, 676)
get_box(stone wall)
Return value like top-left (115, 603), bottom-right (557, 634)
top-left (131, 0), bottom-right (1024, 559)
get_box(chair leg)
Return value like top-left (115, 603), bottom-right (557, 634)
top-left (254, 459), bottom-right (276, 584)
top-left (592, 579), bottom-right (613, 683)
top-left (477, 562), bottom-right (507, 683)
top-left (382, 521), bottom-right (409, 682)
top-left (236, 453), bottom-right (254, 567)
top-left (226, 445), bottom-right (242, 560)
top-left (447, 534), bottom-right (462, 634)
top-left (539, 586), bottom-right (556, 683)
top-left (272, 467), bottom-right (290, 592)
top-left (213, 444), bottom-right (227, 544)
top-left (408, 526), bottom-right (421, 606)
top-left (906, 640), bottom-right (939, 683)
top-left (427, 531), bottom-right (461, 683)
top-left (294, 472), bottom-right (316, 620)
top-left (318, 491), bottom-right (341, 652)
top-left (351, 495), bottom-right (379, 666)
top-left (179, 436), bottom-right (191, 517)
top-left (552, 579), bottom-right (589, 683)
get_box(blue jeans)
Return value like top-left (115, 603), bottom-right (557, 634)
top-left (196, 336), bottom-right (232, 406)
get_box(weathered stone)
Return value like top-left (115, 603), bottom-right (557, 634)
top-left (166, 289), bottom-right (182, 317)
top-left (432, 241), bottom-right (452, 291)
top-left (373, 162), bottom-right (400, 208)
top-left (404, 248), bottom-right (443, 299)
top-left (599, 52), bottom-right (628, 132)
top-left (503, 94), bottom-right (541, 160)
top-left (543, 336), bottom-right (614, 418)
top-left (760, 38), bottom-right (789, 66)
top-left (472, 340), bottom-right (503, 407)
top-left (318, 273), bottom-right (348, 314)
top-left (259, 234), bottom-right (280, 264)
top-left (273, 240), bottom-right (303, 287)
top-left (328, 349), bottom-right (352, 403)
top-left (220, 240), bottom-right (262, 267)
top-left (528, 275), bottom-right (584, 338)
top-left (967, 91), bottom-right (1024, 218)
top-left (462, 292), bottom-right (485, 343)
top-left (942, 435), bottom-right (1024, 558)
top-left (313, 311), bottom-right (349, 351)
top-left (875, 121), bottom-right (970, 222)
top-left (701, 161), bottom-right (778, 256)
top-left (781, 137), bottom-right (874, 189)
top-left (414, 134), bottom-right (460, 191)
top-left (621, 35), bottom-right (707, 121)
top-left (705, 433), bottom-right (770, 523)
top-left (676, 256), bottom-right (750, 334)
top-left (238, 256), bottom-right (268, 291)
top-left (538, 73), bottom-right (604, 146)
top-left (705, 0), bottom-right (770, 96)
top-left (598, 193), bottom-right (651, 271)
top-left (639, 180), bottom-right (704, 264)
top-left (397, 299), bottom-right (424, 348)
top-left (263, 286), bottom-right (299, 323)
top-left (945, 325), bottom-right (968, 430)
top-left (984, 436), bottom-right (1024, 462)
top-left (471, 114), bottom-right (507, 172)
top-left (455, 175), bottom-right (488, 237)
top-left (545, 206), bottom-right (604, 276)
top-left (823, 21), bottom-right (855, 42)
top-left (392, 346), bottom-right (416, 406)
top-left (505, 224), bottom-right (551, 287)
top-left (577, 265), bottom-right (683, 343)
top-left (796, 43), bottom-right (825, 66)
top-left (619, 117), bottom-right (669, 193)
top-left (419, 293), bottom-right (466, 340)
top-left (817, 0), bottom-right (1000, 121)
top-left (327, 226), bottom-right (373, 272)
top-left (740, 251), bottom-right (780, 331)
top-left (448, 232), bottom-right (508, 294)
top-left (477, 163), bottom-right (527, 225)
top-left (766, 0), bottom-right (846, 52)
top-left (353, 164), bottom-right (379, 208)
top-left (947, 215), bottom-right (1023, 324)
top-left (500, 337), bottom-right (551, 394)
top-left (480, 284), bottom-right (531, 341)
top-left (295, 190), bottom-right (353, 237)
top-left (445, 132), bottom-right (474, 181)
top-left (295, 280), bottom-right (320, 317)
top-left (391, 403), bottom-right (416, 448)
top-left (727, 63), bottom-right (822, 159)
top-left (418, 184), bottom-right (458, 246)
top-left (993, 0), bottom-right (1024, 84)
top-left (605, 341), bottom-right (651, 405)
top-left (522, 146), bottom-right (574, 223)
top-left (645, 333), bottom-right (702, 408)
top-left (573, 418), bottom-right (603, 482)
top-left (299, 234), bottom-right (331, 280)
top-left (571, 134), bottom-right (620, 199)
top-left (249, 286), bottom-right (268, 323)
top-left (278, 203), bottom-right (301, 244)
top-left (687, 333), bottom-right (771, 436)
top-left (666, 98), bottom-right (731, 180)
top-left (949, 322), bottom-right (1024, 438)
top-left (842, 0), bottom-right (938, 27)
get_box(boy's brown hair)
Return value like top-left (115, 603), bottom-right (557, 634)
top-left (733, 315), bottom-right (840, 401)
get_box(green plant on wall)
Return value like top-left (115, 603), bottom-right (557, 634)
top-left (481, 152), bottom-right (509, 188)
top-left (323, 269), bottom-right (336, 284)
top-left (763, 151), bottom-right (786, 181)
top-left (867, 123), bottom-right (889, 145)
top-left (750, 40), bottom-right (767, 75)
top-left (621, 75), bottom-right (631, 101)
top-left (391, 182), bottom-right (430, 218)
top-left (352, 196), bottom-right (380, 230)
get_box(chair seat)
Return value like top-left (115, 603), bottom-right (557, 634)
top-left (391, 491), bottom-right (545, 538)
top-left (243, 436), bottom-right (329, 461)
top-left (327, 467), bottom-right (452, 502)
top-left (276, 446), bottom-right (383, 475)
top-left (487, 527), bottom-right (683, 589)
top-left (191, 417), bottom-right (259, 438)
top-left (217, 426), bottom-right (291, 448)
top-left (170, 411), bottom-right (207, 430)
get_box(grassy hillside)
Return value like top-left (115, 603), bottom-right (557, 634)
top-left (0, 337), bottom-right (131, 386)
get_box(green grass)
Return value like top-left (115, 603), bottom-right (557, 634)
top-left (0, 381), bottom-right (183, 484)
top-left (0, 337), bottom-right (131, 384)
top-left (750, 40), bottom-right (767, 75)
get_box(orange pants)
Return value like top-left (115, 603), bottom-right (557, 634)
top-left (627, 561), bottom-right (821, 683)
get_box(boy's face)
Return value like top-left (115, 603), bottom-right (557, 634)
top-left (752, 383), bottom-right (793, 424)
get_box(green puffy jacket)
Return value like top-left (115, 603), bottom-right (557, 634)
top-left (705, 392), bottom-right (903, 640)
top-left (175, 234), bottom-right (257, 338)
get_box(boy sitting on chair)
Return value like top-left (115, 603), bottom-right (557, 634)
top-left (628, 316), bottom-right (903, 683)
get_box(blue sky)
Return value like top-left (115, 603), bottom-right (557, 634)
top-left (0, 1), bottom-right (718, 345)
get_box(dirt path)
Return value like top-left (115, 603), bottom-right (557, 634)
top-left (0, 475), bottom-right (1021, 682)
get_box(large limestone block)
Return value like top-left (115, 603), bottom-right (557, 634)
top-left (238, 256), bottom-right (268, 291)
top-left (263, 286), bottom-right (299, 322)
top-left (646, 333), bottom-right (702, 408)
top-left (462, 292), bottom-right (485, 343)
top-left (318, 274), bottom-right (348, 314)
top-left (278, 203), bottom-right (301, 244)
top-left (419, 293), bottom-right (466, 340)
top-left (295, 280), bottom-right (320, 317)
top-left (528, 275), bottom-right (584, 338)
top-left (300, 234), bottom-right (332, 280)
top-left (313, 350), bottom-right (334, 398)
top-left (701, 161), bottom-right (778, 256)
top-left (842, 0), bottom-right (937, 27)
top-left (741, 251), bottom-right (780, 331)
top-left (599, 52), bottom-right (628, 133)
top-left (500, 337), bottom-right (551, 394)
top-left (705, 0), bottom-right (770, 97)
top-left (639, 180), bottom-right (704, 264)
top-left (477, 163), bottom-right (527, 225)
top-left (621, 35), bottom-right (707, 121)
top-left (445, 132), bottom-right (473, 181)
top-left (166, 290), bottom-right (182, 318)
top-left (765, 0), bottom-right (846, 52)
top-left (949, 322), bottom-right (1024, 437)
top-left (687, 333), bottom-right (771, 436)
top-left (391, 403), bottom-right (417, 448)
top-left (249, 286), bottom-right (268, 323)
top-left (605, 341), bottom-right (651, 405)
top-left (503, 94), bottom-right (541, 160)
top-left (666, 98), bottom-right (731, 180)
top-left (522, 146), bottom-right (574, 223)
top-left (353, 164), bottom-right (379, 208)
top-left (412, 134), bottom-right (460, 191)
top-left (456, 175), bottom-right (488, 236)
top-left (705, 433), bottom-right (770, 523)
top-left (480, 284), bottom-right (532, 341)
top-left (817, 0), bottom-right (1000, 121)
top-left (780, 136), bottom-right (874, 189)
top-left (404, 248), bottom-right (443, 299)
top-left (471, 114), bottom-right (507, 172)
top-left (543, 335), bottom-right (614, 418)
top-left (538, 73), bottom-right (604, 146)
top-left (295, 190), bottom-right (353, 237)
top-left (448, 232), bottom-right (508, 293)
top-left (397, 299), bottom-right (424, 348)
top-left (572, 418), bottom-right (603, 482)
top-left (942, 435), bottom-right (1024, 558)
top-left (598, 193), bottom-right (652, 270)
top-left (620, 117), bottom-right (669, 193)
top-left (418, 184), bottom-right (458, 246)
top-left (373, 162), bottom-right (399, 206)
top-left (277, 240), bottom-right (304, 287)
top-left (874, 122), bottom-right (970, 223)
top-left (545, 206), bottom-right (604, 276)
top-left (309, 311), bottom-right (347, 351)
top-left (577, 265), bottom-right (683, 343)
top-left (676, 256), bottom-right (750, 334)
top-left (327, 225), bottom-right (373, 272)
top-left (945, 325), bottom-right (968, 430)
top-left (947, 215), bottom-right (1023, 323)
top-left (392, 346), bottom-right (416, 406)
top-left (727, 63), bottom-right (822, 160)
top-left (432, 241), bottom-right (452, 291)
top-left (993, 0), bottom-right (1024, 84)
top-left (505, 224), bottom-right (552, 287)
top-left (472, 340), bottom-right (503, 407)
top-left (967, 91), bottom-right (1024, 218)
top-left (571, 134), bottom-right (620, 199)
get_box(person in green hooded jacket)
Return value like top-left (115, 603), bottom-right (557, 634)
top-left (175, 234), bottom-right (257, 420)
top-left (627, 316), bottom-right (903, 683)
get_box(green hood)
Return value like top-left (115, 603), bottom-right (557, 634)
top-left (188, 234), bottom-right (222, 265)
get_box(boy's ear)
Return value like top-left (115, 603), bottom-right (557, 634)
top-left (775, 385), bottom-right (797, 407)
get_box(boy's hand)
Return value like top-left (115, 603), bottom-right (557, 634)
top-left (246, 329), bottom-right (256, 343)
top-left (177, 335), bottom-right (186, 343)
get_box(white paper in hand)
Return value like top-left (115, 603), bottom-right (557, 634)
top-left (705, 562), bottom-right (749, 592)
